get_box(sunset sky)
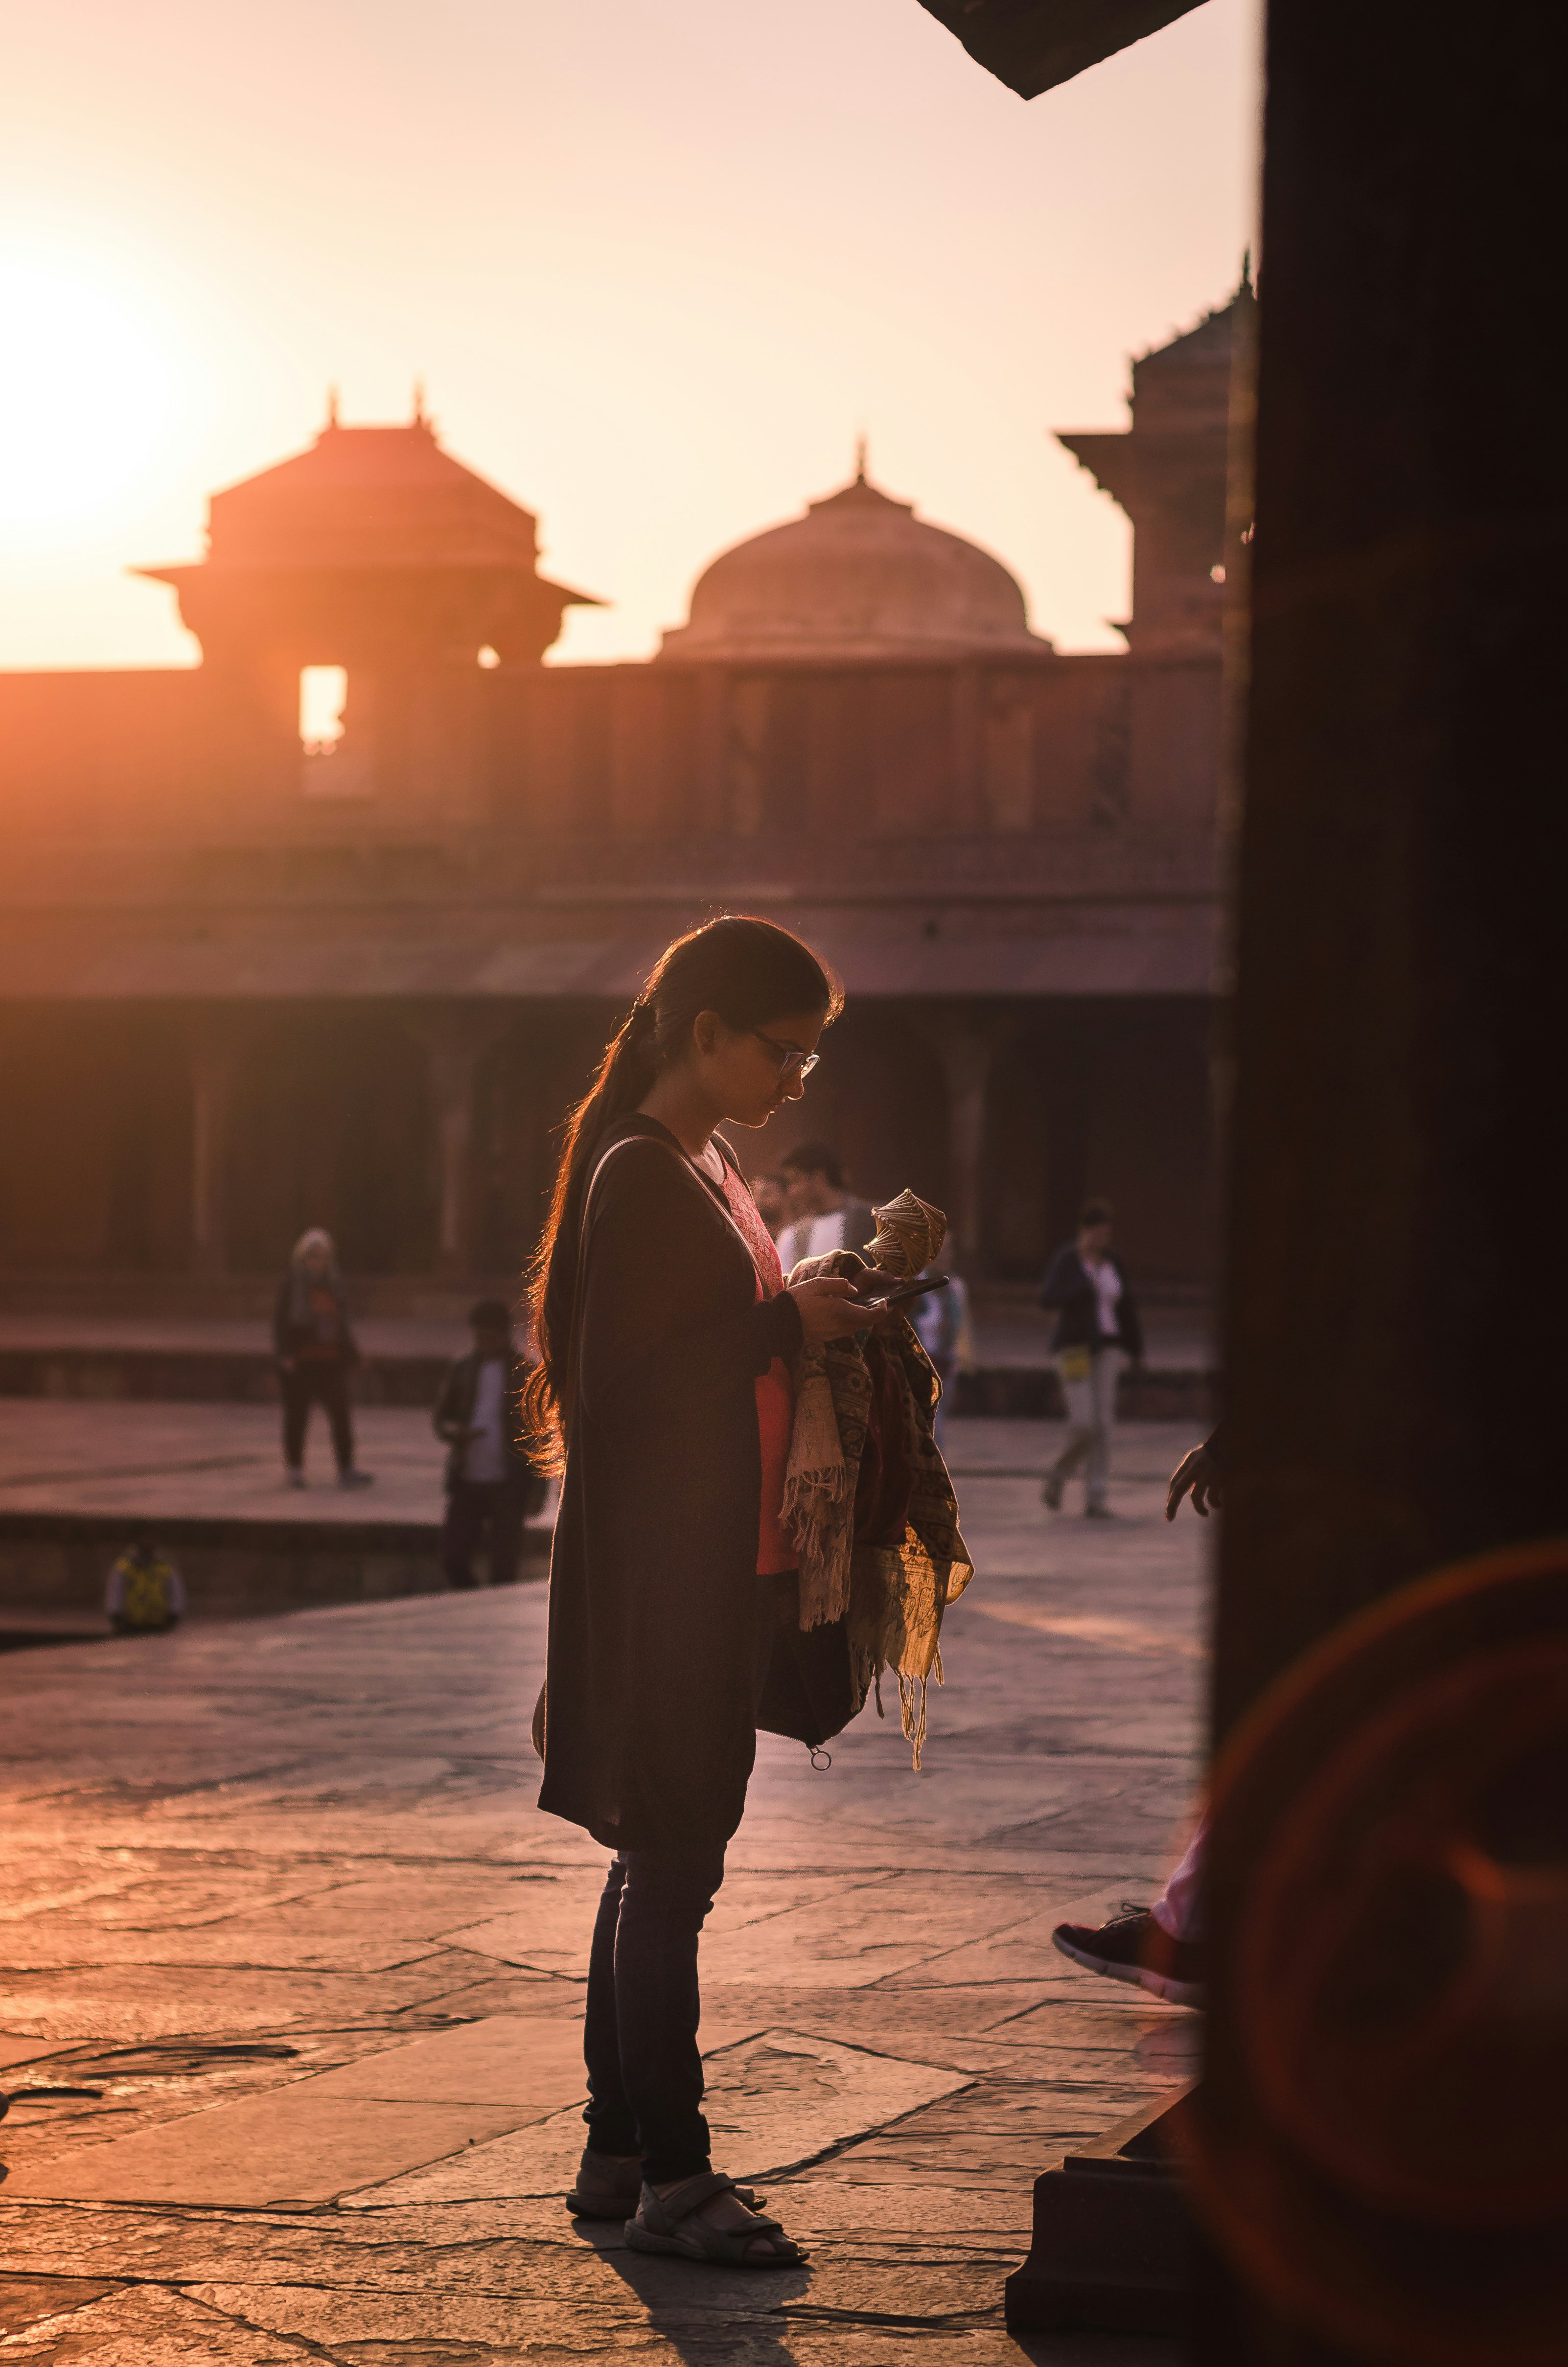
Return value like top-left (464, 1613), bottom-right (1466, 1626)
top-left (2, 0), bottom-right (1259, 673)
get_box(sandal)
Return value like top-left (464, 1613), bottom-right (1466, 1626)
top-left (567, 2149), bottom-right (768, 2222)
top-left (624, 2171), bottom-right (807, 2269)
top-left (566, 2149), bottom-right (645, 2219)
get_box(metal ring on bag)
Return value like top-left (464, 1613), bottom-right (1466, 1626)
top-left (809, 1745), bottom-right (832, 1771)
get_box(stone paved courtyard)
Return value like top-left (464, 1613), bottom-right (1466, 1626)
top-left (0, 1416), bottom-right (1206, 2364)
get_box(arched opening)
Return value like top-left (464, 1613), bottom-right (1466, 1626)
top-left (987, 1033), bottom-right (1054, 1276)
top-left (985, 1000), bottom-right (1215, 1286)
top-left (745, 1005), bottom-right (949, 1217)
top-left (0, 1009), bottom-right (191, 1271)
top-left (226, 1010), bottom-right (437, 1275)
top-left (1081, 1003), bottom-right (1214, 1287)
top-left (299, 664), bottom-right (374, 798)
top-left (470, 1006), bottom-right (618, 1279)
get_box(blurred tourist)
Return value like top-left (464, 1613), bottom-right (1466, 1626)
top-left (274, 1228), bottom-right (374, 1490)
top-left (750, 1172), bottom-right (789, 1238)
top-left (909, 1267), bottom-right (974, 1449)
top-left (1038, 1198), bottom-right (1143, 1519)
top-left (434, 1299), bottom-right (547, 1589)
top-left (106, 1532), bottom-right (186, 1635)
top-left (775, 1142), bottom-right (875, 1274)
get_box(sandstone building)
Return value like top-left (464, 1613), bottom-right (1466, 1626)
top-left (0, 293), bottom-right (1246, 1300)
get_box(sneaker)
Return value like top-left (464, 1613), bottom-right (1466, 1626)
top-left (1051, 1904), bottom-right (1205, 2007)
top-left (285, 1471), bottom-right (307, 1491)
top-left (337, 1469), bottom-right (376, 1490)
top-left (1084, 1502), bottom-right (1115, 1520)
top-left (1041, 1471), bottom-right (1065, 1512)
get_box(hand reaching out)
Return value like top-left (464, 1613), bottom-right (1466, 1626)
top-left (1166, 1443), bottom-right (1222, 1521)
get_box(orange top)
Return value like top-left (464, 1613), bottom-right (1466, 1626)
top-left (718, 1165), bottom-right (797, 1576)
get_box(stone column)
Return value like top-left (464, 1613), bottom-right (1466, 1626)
top-left (409, 1009), bottom-right (512, 1277)
top-left (1197, 7), bottom-right (1568, 2357)
top-left (914, 1007), bottom-right (1012, 1273)
top-left (184, 1012), bottom-right (238, 1278)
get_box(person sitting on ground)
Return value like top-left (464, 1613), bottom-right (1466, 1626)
top-left (273, 1228), bottom-right (374, 1492)
top-left (1038, 1198), bottom-right (1143, 1520)
top-left (106, 1532), bottom-right (187, 1635)
top-left (434, 1300), bottom-right (547, 1590)
top-left (774, 1141), bottom-right (876, 1275)
top-left (1049, 1425), bottom-right (1223, 2007)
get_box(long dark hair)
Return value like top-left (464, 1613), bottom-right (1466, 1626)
top-left (520, 915), bottom-right (841, 1468)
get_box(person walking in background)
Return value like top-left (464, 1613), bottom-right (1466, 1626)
top-left (1038, 1198), bottom-right (1142, 1519)
top-left (434, 1298), bottom-right (547, 1589)
top-left (774, 1142), bottom-right (875, 1274)
top-left (105, 1532), bottom-right (186, 1634)
top-left (273, 1228), bottom-right (374, 1491)
top-left (909, 1267), bottom-right (974, 1450)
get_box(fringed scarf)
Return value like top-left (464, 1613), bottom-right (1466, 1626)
top-left (781, 1252), bottom-right (973, 1769)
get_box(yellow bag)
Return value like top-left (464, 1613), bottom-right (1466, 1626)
top-left (1059, 1346), bottom-right (1092, 1383)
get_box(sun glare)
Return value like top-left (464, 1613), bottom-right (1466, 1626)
top-left (0, 256), bottom-right (181, 548)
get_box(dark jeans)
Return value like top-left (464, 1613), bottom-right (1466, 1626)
top-left (582, 1843), bottom-right (727, 2183)
top-left (441, 1478), bottom-right (527, 1589)
top-left (281, 1362), bottom-right (353, 1473)
top-left (578, 1580), bottom-right (780, 2184)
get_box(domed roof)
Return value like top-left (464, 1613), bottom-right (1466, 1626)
top-left (658, 455), bottom-right (1050, 663)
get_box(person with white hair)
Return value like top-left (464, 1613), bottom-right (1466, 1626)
top-left (272, 1229), bottom-right (374, 1490)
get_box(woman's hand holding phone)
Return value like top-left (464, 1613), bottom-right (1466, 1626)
top-left (788, 1276), bottom-right (893, 1345)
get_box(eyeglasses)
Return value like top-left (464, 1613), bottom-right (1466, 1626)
top-left (752, 1028), bottom-right (820, 1080)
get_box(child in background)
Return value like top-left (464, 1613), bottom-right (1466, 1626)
top-left (105, 1535), bottom-right (187, 1635)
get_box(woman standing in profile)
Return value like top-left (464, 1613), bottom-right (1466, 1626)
top-left (522, 916), bottom-right (874, 2269)
top-left (273, 1228), bottom-right (374, 1490)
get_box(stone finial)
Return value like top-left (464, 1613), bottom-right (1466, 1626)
top-left (862, 1188), bottom-right (947, 1279)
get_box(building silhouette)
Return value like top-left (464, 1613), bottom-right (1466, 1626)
top-left (0, 288), bottom-right (1247, 1302)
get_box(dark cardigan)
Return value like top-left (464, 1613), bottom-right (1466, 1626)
top-left (1038, 1243), bottom-right (1144, 1360)
top-left (537, 1115), bottom-right (805, 1852)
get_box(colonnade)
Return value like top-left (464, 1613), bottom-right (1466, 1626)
top-left (0, 997), bottom-right (1214, 1288)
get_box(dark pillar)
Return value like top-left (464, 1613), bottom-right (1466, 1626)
top-left (1195, 4), bottom-right (1568, 2357)
top-left (409, 1009), bottom-right (512, 1278)
top-left (184, 1011), bottom-right (241, 1279)
top-left (919, 1008), bottom-right (1011, 1273)
top-left (1040, 1013), bottom-right (1093, 1255)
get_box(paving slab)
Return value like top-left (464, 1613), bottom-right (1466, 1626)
top-left (0, 2279), bottom-right (323, 2362)
top-left (0, 1414), bottom-right (1207, 2361)
top-left (8, 2092), bottom-right (535, 2206)
top-left (349, 2027), bottom-right (973, 2206)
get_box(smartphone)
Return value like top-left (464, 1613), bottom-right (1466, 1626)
top-left (857, 1272), bottom-right (949, 1312)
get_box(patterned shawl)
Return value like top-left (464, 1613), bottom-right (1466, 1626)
top-left (781, 1252), bottom-right (973, 1769)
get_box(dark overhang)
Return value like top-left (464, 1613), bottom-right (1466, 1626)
top-left (915, 0), bottom-right (1206, 99)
